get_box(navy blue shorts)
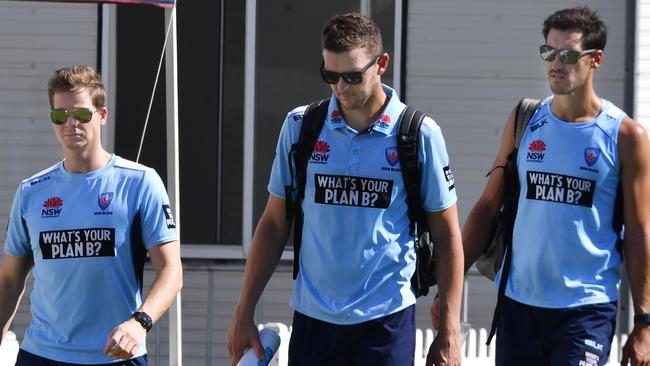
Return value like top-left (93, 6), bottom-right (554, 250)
top-left (288, 305), bottom-right (415, 366)
top-left (496, 296), bottom-right (617, 366)
top-left (15, 349), bottom-right (148, 366)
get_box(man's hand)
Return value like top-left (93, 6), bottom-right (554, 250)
top-left (431, 294), bottom-right (440, 330)
top-left (103, 318), bottom-right (147, 359)
top-left (622, 325), bottom-right (650, 365)
top-left (425, 328), bottom-right (461, 366)
top-left (227, 312), bottom-right (264, 366)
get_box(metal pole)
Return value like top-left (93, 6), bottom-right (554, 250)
top-left (164, 6), bottom-right (183, 366)
top-left (393, 0), bottom-right (403, 97)
top-left (242, 0), bottom-right (256, 255)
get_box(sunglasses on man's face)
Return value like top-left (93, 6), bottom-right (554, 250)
top-left (539, 45), bottom-right (596, 64)
top-left (50, 107), bottom-right (98, 125)
top-left (320, 55), bottom-right (381, 85)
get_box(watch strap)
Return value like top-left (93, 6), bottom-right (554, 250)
top-left (634, 313), bottom-right (650, 325)
top-left (132, 311), bottom-right (153, 332)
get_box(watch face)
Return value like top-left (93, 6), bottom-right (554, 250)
top-left (134, 311), bottom-right (152, 330)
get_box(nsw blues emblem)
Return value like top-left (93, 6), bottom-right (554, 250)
top-left (385, 147), bottom-right (399, 166)
top-left (584, 148), bottom-right (601, 167)
top-left (98, 192), bottom-right (114, 211)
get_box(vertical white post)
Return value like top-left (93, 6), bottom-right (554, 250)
top-left (393, 0), bottom-right (403, 96)
top-left (360, 0), bottom-right (371, 16)
top-left (242, 0), bottom-right (256, 255)
top-left (100, 4), bottom-right (117, 152)
top-left (164, 6), bottom-right (182, 366)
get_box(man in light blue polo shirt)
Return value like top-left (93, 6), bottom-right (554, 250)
top-left (228, 13), bottom-right (464, 366)
top-left (0, 65), bottom-right (183, 365)
top-left (446, 6), bottom-right (650, 366)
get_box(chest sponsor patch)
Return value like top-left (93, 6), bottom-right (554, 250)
top-left (526, 171), bottom-right (596, 207)
top-left (39, 228), bottom-right (116, 259)
top-left (314, 174), bottom-right (393, 208)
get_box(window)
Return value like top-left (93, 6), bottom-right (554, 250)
top-left (114, 1), bottom-right (398, 254)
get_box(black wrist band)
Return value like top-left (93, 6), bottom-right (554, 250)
top-left (634, 313), bottom-right (650, 325)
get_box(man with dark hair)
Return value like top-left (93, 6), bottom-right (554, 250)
top-left (0, 65), bottom-right (183, 365)
top-left (227, 13), bottom-right (463, 366)
top-left (434, 6), bottom-right (650, 365)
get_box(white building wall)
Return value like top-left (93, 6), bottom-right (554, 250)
top-left (0, 1), bottom-right (97, 244)
top-left (637, 0), bottom-right (650, 128)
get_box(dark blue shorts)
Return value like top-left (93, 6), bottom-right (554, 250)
top-left (496, 296), bottom-right (617, 366)
top-left (288, 305), bottom-right (415, 366)
top-left (15, 349), bottom-right (148, 366)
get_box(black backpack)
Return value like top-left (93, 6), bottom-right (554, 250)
top-left (284, 98), bottom-right (437, 298)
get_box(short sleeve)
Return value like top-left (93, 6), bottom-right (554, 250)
top-left (418, 117), bottom-right (457, 212)
top-left (138, 170), bottom-right (179, 249)
top-left (4, 186), bottom-right (32, 256)
top-left (267, 107), bottom-right (305, 198)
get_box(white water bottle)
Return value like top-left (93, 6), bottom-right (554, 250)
top-left (236, 328), bottom-right (281, 366)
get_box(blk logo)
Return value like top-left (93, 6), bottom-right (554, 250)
top-left (530, 119), bottom-right (548, 132)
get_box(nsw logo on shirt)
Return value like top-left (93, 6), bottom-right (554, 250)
top-left (309, 140), bottom-right (331, 164)
top-left (330, 110), bottom-right (343, 124)
top-left (377, 114), bottom-right (392, 129)
top-left (42, 196), bottom-right (63, 218)
top-left (527, 139), bottom-right (547, 162)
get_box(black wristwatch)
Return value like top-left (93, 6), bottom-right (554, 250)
top-left (132, 311), bottom-right (153, 332)
top-left (634, 313), bottom-right (650, 326)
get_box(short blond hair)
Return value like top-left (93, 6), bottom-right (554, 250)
top-left (47, 65), bottom-right (105, 109)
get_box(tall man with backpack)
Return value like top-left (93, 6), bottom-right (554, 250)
top-left (433, 6), bottom-right (650, 365)
top-left (227, 12), bottom-right (464, 366)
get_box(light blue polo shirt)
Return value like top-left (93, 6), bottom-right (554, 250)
top-left (4, 155), bottom-right (178, 364)
top-left (268, 85), bottom-right (457, 324)
top-left (501, 96), bottom-right (626, 308)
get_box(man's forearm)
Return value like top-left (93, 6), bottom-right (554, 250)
top-left (462, 200), bottom-right (500, 273)
top-left (138, 263), bottom-right (183, 323)
top-left (0, 255), bottom-right (32, 343)
top-left (0, 279), bottom-right (26, 342)
top-left (235, 218), bottom-right (289, 318)
top-left (625, 234), bottom-right (650, 315)
top-left (435, 235), bottom-right (464, 332)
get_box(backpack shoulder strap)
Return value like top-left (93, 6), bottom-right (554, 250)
top-left (286, 98), bottom-right (329, 219)
top-left (287, 98), bottom-right (329, 279)
top-left (513, 98), bottom-right (542, 148)
top-left (397, 106), bottom-right (427, 235)
top-left (486, 97), bottom-right (541, 345)
top-left (295, 99), bottom-right (330, 198)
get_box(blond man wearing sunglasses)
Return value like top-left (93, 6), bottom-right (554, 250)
top-left (0, 65), bottom-right (183, 365)
top-left (432, 6), bottom-right (650, 366)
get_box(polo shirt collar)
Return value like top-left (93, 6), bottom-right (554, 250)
top-left (325, 84), bottom-right (405, 136)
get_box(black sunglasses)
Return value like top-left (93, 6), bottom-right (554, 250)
top-left (539, 45), bottom-right (596, 64)
top-left (50, 107), bottom-right (98, 125)
top-left (320, 55), bottom-right (381, 85)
